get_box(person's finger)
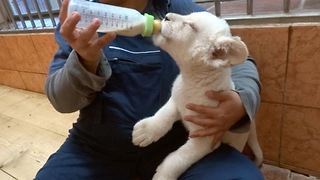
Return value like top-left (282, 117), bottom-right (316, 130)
top-left (60, 12), bottom-right (81, 41)
top-left (77, 18), bottom-right (101, 43)
top-left (185, 115), bottom-right (218, 127)
top-left (93, 32), bottom-right (117, 49)
top-left (186, 103), bottom-right (218, 117)
top-left (59, 0), bottom-right (69, 24)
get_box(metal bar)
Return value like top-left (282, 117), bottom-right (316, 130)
top-left (0, 3), bottom-right (11, 30)
top-left (226, 12), bottom-right (320, 25)
top-left (3, 1), bottom-right (18, 29)
top-left (12, 0), bottom-right (27, 29)
top-left (0, 11), bottom-right (7, 29)
top-left (247, 0), bottom-right (253, 15)
top-left (33, 0), bottom-right (46, 28)
top-left (215, 0), bottom-right (221, 17)
top-left (22, 0), bottom-right (36, 28)
top-left (57, 0), bottom-right (62, 9)
top-left (4, 0), bottom-right (18, 30)
top-left (283, 0), bottom-right (291, 13)
top-left (45, 0), bottom-right (57, 27)
top-left (0, 28), bottom-right (55, 34)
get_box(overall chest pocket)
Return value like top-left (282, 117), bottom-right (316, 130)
top-left (102, 46), bottom-right (164, 123)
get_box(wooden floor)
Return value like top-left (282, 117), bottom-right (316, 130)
top-left (1, 85), bottom-right (318, 180)
top-left (0, 85), bottom-right (78, 180)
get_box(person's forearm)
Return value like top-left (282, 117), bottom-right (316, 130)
top-left (45, 50), bottom-right (110, 113)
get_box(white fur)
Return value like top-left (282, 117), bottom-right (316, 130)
top-left (132, 12), bottom-right (263, 180)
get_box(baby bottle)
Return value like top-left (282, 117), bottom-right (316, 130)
top-left (67, 0), bottom-right (161, 37)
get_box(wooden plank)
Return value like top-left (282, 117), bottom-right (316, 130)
top-left (0, 85), bottom-right (15, 95)
top-left (0, 170), bottom-right (15, 180)
top-left (0, 85), bottom-right (78, 136)
top-left (0, 114), bottom-right (67, 180)
top-left (0, 85), bottom-right (79, 179)
top-left (0, 85), bottom-right (29, 105)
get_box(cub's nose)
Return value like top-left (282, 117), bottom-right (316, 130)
top-left (164, 13), bottom-right (177, 21)
top-left (164, 15), bottom-right (170, 21)
top-left (164, 13), bottom-right (181, 21)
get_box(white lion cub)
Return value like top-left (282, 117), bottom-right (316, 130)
top-left (132, 11), bottom-right (263, 180)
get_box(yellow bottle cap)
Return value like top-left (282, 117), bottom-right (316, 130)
top-left (153, 19), bottom-right (162, 34)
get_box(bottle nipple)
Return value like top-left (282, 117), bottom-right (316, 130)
top-left (153, 20), bottom-right (162, 34)
top-left (143, 13), bottom-right (162, 37)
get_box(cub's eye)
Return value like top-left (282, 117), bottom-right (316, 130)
top-left (189, 23), bottom-right (197, 30)
top-left (183, 22), bottom-right (197, 31)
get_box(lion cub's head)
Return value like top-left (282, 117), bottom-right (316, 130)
top-left (153, 12), bottom-right (248, 69)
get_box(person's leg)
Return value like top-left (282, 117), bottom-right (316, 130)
top-left (35, 136), bottom-right (137, 180)
top-left (137, 122), bottom-right (189, 180)
top-left (179, 143), bottom-right (264, 180)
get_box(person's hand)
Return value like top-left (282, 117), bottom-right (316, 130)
top-left (184, 90), bottom-right (246, 149)
top-left (59, 0), bottom-right (116, 73)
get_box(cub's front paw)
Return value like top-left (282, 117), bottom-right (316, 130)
top-left (132, 117), bottom-right (164, 147)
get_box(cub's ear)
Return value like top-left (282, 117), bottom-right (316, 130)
top-left (211, 36), bottom-right (248, 65)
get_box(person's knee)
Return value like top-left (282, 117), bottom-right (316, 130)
top-left (178, 144), bottom-right (264, 180)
